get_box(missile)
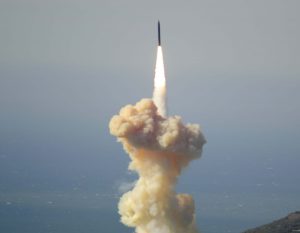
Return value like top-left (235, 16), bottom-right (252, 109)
top-left (158, 21), bottom-right (161, 46)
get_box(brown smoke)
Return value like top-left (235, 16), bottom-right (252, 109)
top-left (109, 98), bottom-right (206, 233)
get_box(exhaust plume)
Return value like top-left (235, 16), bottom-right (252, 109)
top-left (153, 46), bottom-right (167, 117)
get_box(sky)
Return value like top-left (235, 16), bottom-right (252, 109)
top-left (0, 1), bottom-right (300, 233)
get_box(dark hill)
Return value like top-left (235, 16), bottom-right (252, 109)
top-left (243, 211), bottom-right (300, 233)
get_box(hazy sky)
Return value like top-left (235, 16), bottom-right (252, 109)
top-left (0, 1), bottom-right (299, 233)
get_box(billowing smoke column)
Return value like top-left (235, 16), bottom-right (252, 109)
top-left (109, 22), bottom-right (206, 233)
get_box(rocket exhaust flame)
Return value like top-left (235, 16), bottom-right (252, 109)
top-left (109, 22), bottom-right (206, 233)
top-left (153, 46), bottom-right (167, 117)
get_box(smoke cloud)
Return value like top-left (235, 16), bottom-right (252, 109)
top-left (109, 99), bottom-right (206, 233)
